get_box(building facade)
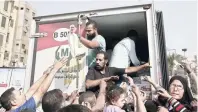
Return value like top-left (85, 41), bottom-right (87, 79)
top-left (0, 0), bottom-right (35, 67)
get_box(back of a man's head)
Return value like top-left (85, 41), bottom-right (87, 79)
top-left (127, 29), bottom-right (138, 40)
top-left (42, 89), bottom-right (63, 112)
top-left (0, 87), bottom-right (15, 111)
top-left (79, 91), bottom-right (96, 108)
top-left (58, 104), bottom-right (92, 112)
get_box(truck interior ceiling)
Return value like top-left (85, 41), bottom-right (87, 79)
top-left (91, 12), bottom-right (149, 63)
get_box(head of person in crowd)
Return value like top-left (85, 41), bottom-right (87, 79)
top-left (42, 89), bottom-right (71, 112)
top-left (168, 75), bottom-right (193, 105)
top-left (42, 89), bottom-right (65, 112)
top-left (78, 91), bottom-right (97, 109)
top-left (127, 29), bottom-right (139, 42)
top-left (58, 104), bottom-right (92, 112)
top-left (86, 20), bottom-right (98, 40)
top-left (106, 85), bottom-right (126, 109)
top-left (95, 51), bottom-right (109, 71)
top-left (0, 87), bottom-right (26, 111)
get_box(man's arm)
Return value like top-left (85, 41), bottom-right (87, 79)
top-left (125, 63), bottom-right (150, 74)
top-left (142, 76), bottom-right (160, 90)
top-left (85, 79), bottom-right (101, 89)
top-left (85, 69), bottom-right (101, 89)
top-left (79, 37), bottom-right (100, 49)
top-left (86, 76), bottom-right (118, 89)
top-left (91, 80), bottom-right (106, 112)
top-left (132, 85), bottom-right (147, 112)
top-left (33, 57), bottom-right (68, 105)
top-left (25, 66), bottom-right (53, 100)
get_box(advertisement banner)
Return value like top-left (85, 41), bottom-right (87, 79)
top-left (34, 21), bottom-right (88, 94)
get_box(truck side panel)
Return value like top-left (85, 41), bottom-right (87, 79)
top-left (156, 11), bottom-right (169, 90)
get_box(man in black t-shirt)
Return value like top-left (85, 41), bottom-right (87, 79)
top-left (85, 51), bottom-right (150, 95)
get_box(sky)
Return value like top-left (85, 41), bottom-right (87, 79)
top-left (26, 0), bottom-right (197, 59)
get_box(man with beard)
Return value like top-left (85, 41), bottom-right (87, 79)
top-left (85, 51), bottom-right (150, 96)
top-left (78, 20), bottom-right (106, 67)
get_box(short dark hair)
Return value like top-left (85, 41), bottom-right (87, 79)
top-left (86, 20), bottom-right (98, 29)
top-left (96, 51), bottom-right (108, 60)
top-left (0, 87), bottom-right (15, 111)
top-left (42, 89), bottom-right (64, 112)
top-left (127, 29), bottom-right (138, 37)
top-left (58, 104), bottom-right (92, 112)
top-left (79, 91), bottom-right (96, 107)
top-left (106, 86), bottom-right (124, 103)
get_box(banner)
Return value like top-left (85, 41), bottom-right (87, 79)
top-left (34, 21), bottom-right (88, 94)
top-left (0, 68), bottom-right (26, 95)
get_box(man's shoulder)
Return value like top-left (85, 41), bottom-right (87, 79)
top-left (12, 97), bottom-right (36, 112)
top-left (97, 35), bottom-right (105, 38)
top-left (94, 35), bottom-right (105, 40)
top-left (121, 37), bottom-right (134, 43)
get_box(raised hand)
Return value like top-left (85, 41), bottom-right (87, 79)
top-left (54, 57), bottom-right (68, 70)
top-left (131, 85), bottom-right (141, 96)
top-left (157, 88), bottom-right (172, 99)
top-left (123, 75), bottom-right (134, 86)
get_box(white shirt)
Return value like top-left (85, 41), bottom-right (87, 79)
top-left (110, 37), bottom-right (140, 68)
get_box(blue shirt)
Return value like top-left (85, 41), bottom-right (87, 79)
top-left (11, 97), bottom-right (36, 112)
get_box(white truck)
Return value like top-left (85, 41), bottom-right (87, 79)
top-left (25, 2), bottom-right (169, 98)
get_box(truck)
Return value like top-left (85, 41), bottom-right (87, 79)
top-left (24, 2), bottom-right (169, 98)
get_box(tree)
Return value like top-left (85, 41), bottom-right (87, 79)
top-left (167, 53), bottom-right (184, 76)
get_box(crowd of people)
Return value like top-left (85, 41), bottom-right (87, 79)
top-left (0, 20), bottom-right (197, 112)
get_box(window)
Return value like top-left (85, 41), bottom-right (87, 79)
top-left (32, 12), bottom-right (35, 17)
top-left (0, 34), bottom-right (3, 46)
top-left (15, 6), bottom-right (19, 10)
top-left (11, 1), bottom-right (14, 12)
top-left (10, 19), bottom-right (14, 27)
top-left (6, 33), bottom-right (9, 43)
top-left (22, 44), bottom-right (25, 49)
top-left (1, 16), bottom-right (6, 28)
top-left (26, 8), bottom-right (29, 12)
top-left (20, 57), bottom-right (24, 62)
top-left (4, 51), bottom-right (9, 59)
top-left (25, 26), bottom-right (29, 31)
top-left (15, 55), bottom-right (18, 58)
top-left (23, 31), bottom-right (27, 36)
top-left (16, 43), bottom-right (19, 46)
top-left (24, 19), bottom-right (28, 24)
top-left (4, 1), bottom-right (9, 11)
top-left (24, 50), bottom-right (27, 54)
top-left (21, 7), bottom-right (24, 10)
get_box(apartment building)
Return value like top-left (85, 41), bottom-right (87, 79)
top-left (0, 0), bottom-right (36, 67)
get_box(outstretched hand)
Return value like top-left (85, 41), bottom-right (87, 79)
top-left (54, 57), bottom-right (68, 70)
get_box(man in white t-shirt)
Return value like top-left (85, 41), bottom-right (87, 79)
top-left (110, 30), bottom-right (141, 84)
top-left (110, 29), bottom-right (140, 68)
